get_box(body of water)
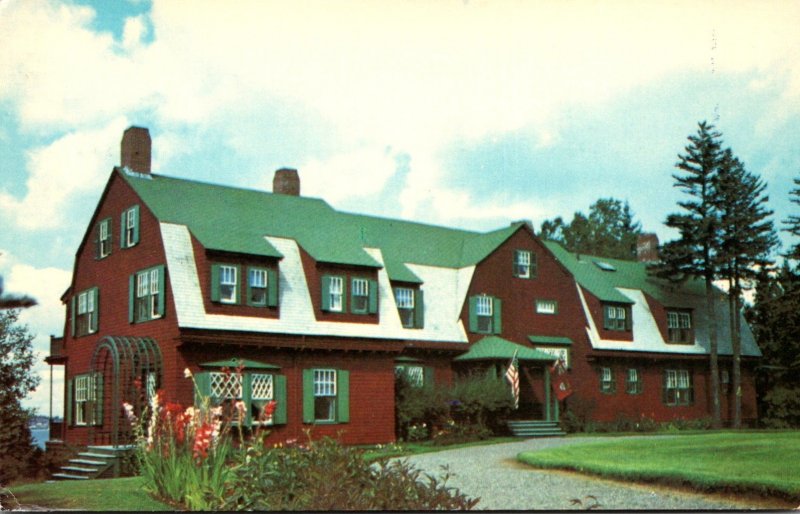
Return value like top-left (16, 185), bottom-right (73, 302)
top-left (31, 428), bottom-right (49, 449)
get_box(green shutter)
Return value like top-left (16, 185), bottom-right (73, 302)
top-left (321, 275), bottom-right (331, 311)
top-left (131, 205), bottom-right (140, 246)
top-left (128, 274), bottom-right (135, 323)
top-left (273, 375), bottom-right (287, 424)
top-left (414, 289), bottom-right (424, 328)
top-left (234, 265), bottom-right (242, 304)
top-left (492, 297), bottom-right (502, 334)
top-left (531, 254), bottom-right (538, 278)
top-left (107, 218), bottom-right (113, 255)
top-left (156, 265), bottom-right (166, 316)
top-left (267, 268), bottom-right (279, 307)
top-left (94, 222), bottom-right (101, 259)
top-left (368, 279), bottom-right (378, 314)
top-left (687, 372), bottom-right (694, 405)
top-left (246, 267), bottom-right (255, 306)
top-left (336, 369), bottom-right (350, 423)
top-left (662, 370), bottom-right (669, 405)
top-left (210, 264), bottom-right (221, 302)
top-left (120, 211), bottom-right (127, 249)
top-left (468, 296), bottom-right (478, 332)
top-left (70, 296), bottom-right (76, 337)
top-left (302, 369), bottom-right (315, 423)
top-left (603, 306), bottom-right (611, 330)
top-left (242, 373), bottom-right (252, 425)
top-left (66, 378), bottom-right (73, 426)
top-left (350, 277), bottom-right (358, 313)
top-left (194, 372), bottom-right (211, 408)
top-left (94, 372), bottom-right (103, 426)
top-left (423, 366), bottom-right (435, 388)
top-left (90, 288), bottom-right (99, 333)
top-left (609, 369), bottom-right (616, 393)
top-left (625, 307), bottom-right (632, 331)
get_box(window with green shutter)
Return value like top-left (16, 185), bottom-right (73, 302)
top-left (663, 369), bottom-right (693, 406)
top-left (469, 295), bottom-right (502, 334)
top-left (120, 205), bottom-right (139, 249)
top-left (603, 304), bottom-right (630, 331)
top-left (75, 287), bottom-right (99, 337)
top-left (303, 368), bottom-right (349, 424)
top-left (394, 287), bottom-right (424, 328)
top-left (129, 265), bottom-right (166, 323)
top-left (194, 368), bottom-right (287, 426)
top-left (246, 267), bottom-right (279, 308)
top-left (211, 264), bottom-right (240, 304)
top-left (96, 217), bottom-right (112, 259)
top-left (625, 368), bottom-right (642, 394)
top-left (599, 367), bottom-right (616, 394)
top-left (321, 275), bottom-right (345, 312)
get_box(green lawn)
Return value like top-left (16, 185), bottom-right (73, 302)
top-left (4, 477), bottom-right (173, 511)
top-left (518, 431), bottom-right (800, 500)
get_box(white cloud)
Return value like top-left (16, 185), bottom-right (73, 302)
top-left (0, 250), bottom-right (71, 416)
top-left (295, 148), bottom-right (398, 203)
top-left (0, 119), bottom-right (128, 229)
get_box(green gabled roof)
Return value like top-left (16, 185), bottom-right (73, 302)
top-left (543, 241), bottom-right (705, 307)
top-left (454, 336), bottom-right (557, 362)
top-left (122, 169), bottom-right (525, 273)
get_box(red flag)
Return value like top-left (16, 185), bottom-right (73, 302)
top-left (550, 357), bottom-right (573, 401)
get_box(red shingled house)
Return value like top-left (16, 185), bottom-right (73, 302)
top-left (46, 127), bottom-right (760, 458)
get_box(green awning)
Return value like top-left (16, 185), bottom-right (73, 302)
top-left (394, 356), bottom-right (422, 363)
top-left (199, 358), bottom-right (280, 369)
top-left (454, 336), bottom-right (557, 362)
top-left (527, 335), bottom-right (573, 346)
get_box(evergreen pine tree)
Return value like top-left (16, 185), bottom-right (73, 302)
top-left (785, 177), bottom-right (800, 261)
top-left (651, 120), bottom-right (724, 428)
top-left (715, 149), bottom-right (778, 427)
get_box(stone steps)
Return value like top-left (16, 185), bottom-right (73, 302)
top-left (507, 420), bottom-right (566, 438)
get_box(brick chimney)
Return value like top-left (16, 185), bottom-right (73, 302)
top-left (121, 126), bottom-right (151, 174)
top-left (273, 167), bottom-right (300, 196)
top-left (636, 233), bottom-right (659, 262)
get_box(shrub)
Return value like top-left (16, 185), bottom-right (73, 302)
top-left (221, 434), bottom-right (479, 511)
top-left (559, 395), bottom-right (596, 433)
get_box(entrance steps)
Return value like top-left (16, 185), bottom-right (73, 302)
top-left (51, 445), bottom-right (136, 481)
top-left (507, 420), bottom-right (566, 438)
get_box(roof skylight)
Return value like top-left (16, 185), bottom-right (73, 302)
top-left (593, 260), bottom-right (617, 272)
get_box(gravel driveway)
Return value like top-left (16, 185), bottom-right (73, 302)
top-left (402, 436), bottom-right (767, 510)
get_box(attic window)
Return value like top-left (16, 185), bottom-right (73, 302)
top-left (594, 260), bottom-right (616, 272)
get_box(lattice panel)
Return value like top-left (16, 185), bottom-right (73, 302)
top-left (210, 372), bottom-right (242, 399)
top-left (251, 374), bottom-right (274, 400)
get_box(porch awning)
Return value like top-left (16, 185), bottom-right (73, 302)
top-left (453, 336), bottom-right (557, 362)
top-left (527, 335), bottom-right (573, 346)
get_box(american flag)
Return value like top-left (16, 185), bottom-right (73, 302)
top-left (505, 349), bottom-right (519, 409)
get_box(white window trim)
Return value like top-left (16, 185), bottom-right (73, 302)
top-left (514, 250), bottom-right (531, 278)
top-left (125, 207), bottom-right (137, 247)
top-left (219, 265), bottom-right (237, 304)
top-left (351, 278), bottom-right (369, 312)
top-left (99, 219), bottom-right (111, 258)
top-left (536, 299), bottom-right (557, 315)
top-left (328, 276), bottom-right (344, 312)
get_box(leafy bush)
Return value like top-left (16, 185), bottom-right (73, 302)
top-left (221, 434), bottom-right (479, 511)
top-left (559, 395), bottom-right (597, 433)
top-left (396, 369), bottom-right (513, 443)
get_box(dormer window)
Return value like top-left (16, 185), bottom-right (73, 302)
top-left (667, 311), bottom-right (692, 343)
top-left (603, 304), bottom-right (631, 331)
top-left (218, 265), bottom-right (237, 304)
top-left (469, 295), bottom-right (502, 334)
top-left (351, 278), bottom-right (369, 313)
top-left (394, 287), bottom-right (424, 328)
top-left (248, 268), bottom-right (268, 305)
top-left (322, 275), bottom-right (344, 312)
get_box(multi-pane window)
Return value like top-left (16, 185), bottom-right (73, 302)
top-left (514, 250), bottom-right (533, 278)
top-left (395, 365), bottom-right (425, 387)
top-left (351, 278), bottom-right (369, 313)
top-left (536, 299), bottom-right (558, 315)
top-left (476, 296), bottom-right (493, 333)
top-left (664, 369), bottom-right (693, 406)
top-left (248, 268), bottom-right (268, 305)
top-left (600, 367), bottom-right (615, 393)
top-left (195, 366), bottom-right (286, 426)
top-left (74, 374), bottom-right (95, 425)
top-left (395, 287), bottom-right (415, 327)
top-left (626, 368), bottom-right (642, 394)
top-left (75, 288), bottom-right (98, 336)
top-left (604, 305), bottom-right (629, 331)
top-left (131, 266), bottom-right (164, 323)
top-left (328, 276), bottom-right (344, 312)
top-left (313, 369), bottom-right (337, 422)
top-left (219, 265), bottom-right (237, 304)
top-left (98, 218), bottom-right (111, 258)
top-left (667, 311), bottom-right (692, 343)
top-left (123, 206), bottom-right (139, 248)
top-left (250, 373), bottom-right (274, 423)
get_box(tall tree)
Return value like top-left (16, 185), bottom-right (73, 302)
top-left (714, 149), bottom-right (778, 427)
top-left (539, 198), bottom-right (643, 260)
top-left (0, 310), bottom-right (41, 483)
top-left (785, 176), bottom-right (800, 261)
top-left (651, 120), bottom-right (724, 428)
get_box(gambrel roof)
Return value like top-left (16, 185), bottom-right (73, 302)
top-left (121, 169), bottom-right (523, 276)
top-left (544, 241), bottom-right (761, 358)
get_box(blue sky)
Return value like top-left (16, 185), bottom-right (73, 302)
top-left (1, 0), bottom-right (799, 415)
